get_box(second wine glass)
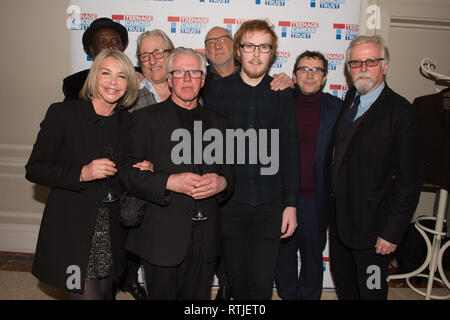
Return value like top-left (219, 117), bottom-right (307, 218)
top-left (100, 147), bottom-right (118, 203)
top-left (191, 164), bottom-right (207, 221)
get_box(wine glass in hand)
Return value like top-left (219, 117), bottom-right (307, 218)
top-left (100, 147), bottom-right (118, 203)
top-left (191, 164), bottom-right (207, 221)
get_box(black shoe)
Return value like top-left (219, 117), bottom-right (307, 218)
top-left (120, 281), bottom-right (148, 300)
top-left (215, 285), bottom-right (232, 300)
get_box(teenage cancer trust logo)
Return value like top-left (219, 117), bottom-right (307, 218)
top-left (223, 18), bottom-right (249, 34)
top-left (279, 21), bottom-right (319, 39)
top-left (168, 16), bottom-right (209, 34)
top-left (333, 23), bottom-right (359, 40)
top-left (272, 51), bottom-right (290, 69)
top-left (330, 84), bottom-right (348, 100)
top-left (324, 53), bottom-right (344, 71)
top-left (255, 0), bottom-right (289, 6)
top-left (310, 0), bottom-right (345, 9)
top-left (112, 15), bottom-right (153, 32)
top-left (67, 12), bottom-right (97, 30)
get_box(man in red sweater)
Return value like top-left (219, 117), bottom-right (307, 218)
top-left (275, 51), bottom-right (342, 300)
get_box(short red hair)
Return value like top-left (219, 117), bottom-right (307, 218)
top-left (233, 19), bottom-right (278, 65)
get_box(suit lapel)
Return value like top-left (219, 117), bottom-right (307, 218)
top-left (315, 94), bottom-right (335, 166)
top-left (331, 89), bottom-right (354, 174)
top-left (335, 85), bottom-right (390, 173)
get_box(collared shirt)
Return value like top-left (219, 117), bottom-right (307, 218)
top-left (354, 82), bottom-right (385, 121)
top-left (206, 72), bottom-right (300, 207)
top-left (140, 78), bottom-right (162, 103)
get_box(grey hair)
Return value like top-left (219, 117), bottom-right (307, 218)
top-left (166, 47), bottom-right (208, 76)
top-left (345, 35), bottom-right (390, 70)
top-left (135, 29), bottom-right (175, 66)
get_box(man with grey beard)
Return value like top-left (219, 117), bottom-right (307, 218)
top-left (328, 35), bottom-right (423, 299)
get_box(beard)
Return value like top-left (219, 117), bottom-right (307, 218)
top-left (241, 59), bottom-right (270, 79)
top-left (353, 72), bottom-right (375, 95)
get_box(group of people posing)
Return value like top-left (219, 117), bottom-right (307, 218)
top-left (26, 17), bottom-right (423, 300)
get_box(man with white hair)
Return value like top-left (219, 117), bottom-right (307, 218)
top-left (119, 48), bottom-right (234, 299)
top-left (328, 35), bottom-right (423, 299)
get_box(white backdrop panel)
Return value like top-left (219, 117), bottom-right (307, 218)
top-left (68, 0), bottom-right (361, 289)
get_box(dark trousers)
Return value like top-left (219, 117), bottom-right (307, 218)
top-left (329, 224), bottom-right (391, 300)
top-left (220, 200), bottom-right (283, 300)
top-left (120, 251), bottom-right (140, 285)
top-left (215, 247), bottom-right (228, 286)
top-left (142, 222), bottom-right (216, 300)
top-left (275, 197), bottom-right (324, 300)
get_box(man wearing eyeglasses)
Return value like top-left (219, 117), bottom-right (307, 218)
top-left (120, 47), bottom-right (234, 299)
top-left (275, 51), bottom-right (342, 300)
top-left (328, 35), bottom-right (423, 299)
top-left (203, 28), bottom-right (293, 300)
top-left (205, 20), bottom-right (299, 300)
top-left (202, 26), bottom-right (293, 106)
top-left (128, 30), bottom-right (175, 113)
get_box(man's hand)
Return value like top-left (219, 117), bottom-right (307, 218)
top-left (133, 160), bottom-right (153, 172)
top-left (270, 72), bottom-right (294, 91)
top-left (166, 172), bottom-right (203, 196)
top-left (191, 173), bottom-right (227, 200)
top-left (280, 206), bottom-right (297, 239)
top-left (375, 237), bottom-right (397, 255)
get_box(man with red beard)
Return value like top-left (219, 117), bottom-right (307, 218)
top-left (328, 35), bottom-right (423, 299)
top-left (205, 19), bottom-right (299, 300)
top-left (202, 25), bottom-right (294, 301)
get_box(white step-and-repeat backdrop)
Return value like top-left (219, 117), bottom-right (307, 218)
top-left (67, 0), bottom-right (361, 288)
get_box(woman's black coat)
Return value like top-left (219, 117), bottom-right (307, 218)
top-left (25, 99), bottom-right (130, 293)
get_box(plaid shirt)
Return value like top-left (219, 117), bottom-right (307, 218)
top-left (128, 86), bottom-right (158, 113)
top-left (206, 72), bottom-right (299, 207)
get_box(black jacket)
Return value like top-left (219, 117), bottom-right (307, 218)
top-left (413, 88), bottom-right (450, 190)
top-left (25, 99), bottom-right (130, 293)
top-left (119, 98), bottom-right (234, 266)
top-left (329, 84), bottom-right (423, 249)
top-left (62, 69), bottom-right (90, 101)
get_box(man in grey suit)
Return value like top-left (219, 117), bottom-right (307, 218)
top-left (328, 35), bottom-right (423, 299)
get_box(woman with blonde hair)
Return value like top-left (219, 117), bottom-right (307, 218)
top-left (26, 49), bottom-right (138, 299)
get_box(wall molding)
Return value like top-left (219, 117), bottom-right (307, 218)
top-left (390, 16), bottom-right (450, 30)
top-left (0, 144), bottom-right (30, 177)
top-left (0, 144), bottom-right (33, 151)
top-left (0, 211), bottom-right (42, 254)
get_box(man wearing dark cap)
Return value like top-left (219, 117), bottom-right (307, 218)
top-left (62, 17), bottom-right (129, 101)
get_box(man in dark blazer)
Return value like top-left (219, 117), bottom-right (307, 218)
top-left (63, 17), bottom-right (129, 101)
top-left (276, 51), bottom-right (342, 300)
top-left (328, 35), bottom-right (423, 300)
top-left (119, 48), bottom-right (234, 299)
